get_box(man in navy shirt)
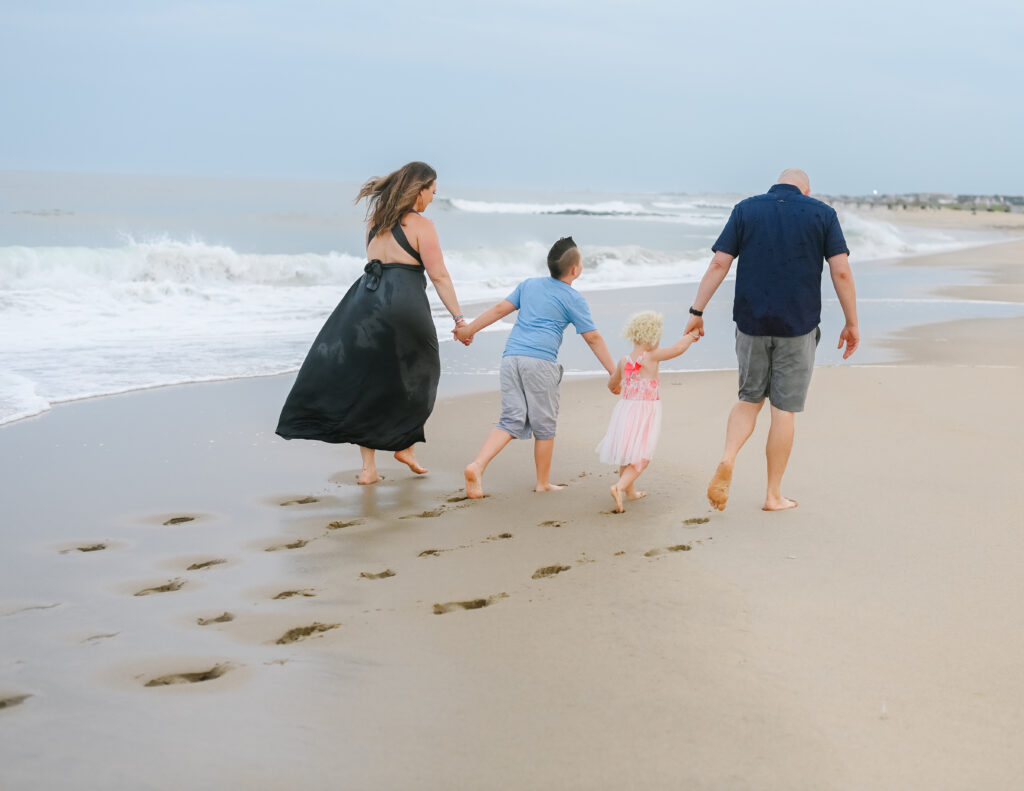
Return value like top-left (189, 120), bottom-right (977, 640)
top-left (685, 169), bottom-right (859, 512)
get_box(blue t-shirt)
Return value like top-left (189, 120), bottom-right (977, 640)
top-left (712, 184), bottom-right (850, 337)
top-left (502, 277), bottom-right (597, 362)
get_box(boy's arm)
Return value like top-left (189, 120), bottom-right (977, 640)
top-left (455, 300), bottom-right (517, 342)
top-left (581, 330), bottom-right (616, 375)
top-left (647, 330), bottom-right (701, 363)
top-left (608, 357), bottom-right (624, 394)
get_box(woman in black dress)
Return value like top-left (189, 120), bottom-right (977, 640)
top-left (276, 161), bottom-right (468, 484)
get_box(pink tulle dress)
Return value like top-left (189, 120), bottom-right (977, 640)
top-left (596, 353), bottom-right (662, 466)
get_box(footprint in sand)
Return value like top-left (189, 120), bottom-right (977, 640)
top-left (60, 543), bottom-right (107, 554)
top-left (279, 496), bottom-right (319, 506)
top-left (359, 569), bottom-right (396, 580)
top-left (486, 533), bottom-right (513, 541)
top-left (134, 579), bottom-right (185, 596)
top-left (276, 623), bottom-right (339, 645)
top-left (644, 544), bottom-right (692, 557)
top-left (418, 548), bottom-right (449, 557)
top-left (400, 506), bottom-right (446, 519)
top-left (144, 665), bottom-right (232, 687)
top-left (83, 633), bottom-right (119, 643)
top-left (187, 559), bottom-right (227, 571)
top-left (532, 565), bottom-right (571, 579)
top-left (197, 612), bottom-right (234, 626)
top-left (538, 520), bottom-right (564, 528)
top-left (683, 517), bottom-right (710, 526)
top-left (433, 593), bottom-right (508, 615)
top-left (326, 519), bottom-right (363, 530)
top-left (273, 589), bottom-right (316, 600)
top-left (265, 538), bottom-right (310, 552)
top-left (163, 516), bottom-right (196, 526)
top-left (0, 694), bottom-right (32, 710)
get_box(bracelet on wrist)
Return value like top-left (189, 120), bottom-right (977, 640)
top-left (453, 315), bottom-right (465, 323)
top-left (688, 306), bottom-right (704, 317)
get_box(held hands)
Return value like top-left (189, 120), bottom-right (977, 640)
top-left (838, 323), bottom-right (860, 359)
top-left (684, 314), bottom-right (704, 338)
top-left (608, 376), bottom-right (621, 395)
top-left (453, 320), bottom-right (473, 346)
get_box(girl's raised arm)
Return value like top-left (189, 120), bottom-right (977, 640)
top-left (647, 331), bottom-right (700, 363)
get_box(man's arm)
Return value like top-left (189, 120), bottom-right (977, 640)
top-left (827, 253), bottom-right (859, 359)
top-left (684, 251), bottom-right (735, 336)
top-left (581, 330), bottom-right (616, 375)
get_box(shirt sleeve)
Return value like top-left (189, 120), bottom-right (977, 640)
top-left (712, 205), bottom-right (741, 256)
top-left (566, 291), bottom-right (598, 334)
top-left (505, 280), bottom-right (524, 309)
top-left (824, 212), bottom-right (851, 259)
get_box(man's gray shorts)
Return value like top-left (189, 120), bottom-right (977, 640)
top-left (736, 327), bottom-right (821, 413)
top-left (497, 355), bottom-right (563, 440)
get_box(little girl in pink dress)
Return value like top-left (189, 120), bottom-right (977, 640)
top-left (596, 311), bottom-right (700, 512)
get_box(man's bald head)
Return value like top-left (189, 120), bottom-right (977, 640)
top-left (777, 168), bottom-right (811, 195)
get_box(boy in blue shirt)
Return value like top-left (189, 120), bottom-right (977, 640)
top-left (454, 237), bottom-right (616, 499)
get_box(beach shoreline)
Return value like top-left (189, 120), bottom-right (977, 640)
top-left (2, 229), bottom-right (1024, 789)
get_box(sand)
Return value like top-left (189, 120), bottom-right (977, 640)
top-left (2, 230), bottom-right (1024, 789)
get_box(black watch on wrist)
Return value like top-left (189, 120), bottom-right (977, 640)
top-left (688, 306), bottom-right (704, 317)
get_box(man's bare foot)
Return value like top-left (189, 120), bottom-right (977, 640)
top-left (610, 485), bottom-right (625, 513)
top-left (707, 462), bottom-right (733, 511)
top-left (394, 449), bottom-right (428, 475)
top-left (763, 497), bottom-right (798, 511)
top-left (626, 489), bottom-right (647, 501)
top-left (464, 463), bottom-right (484, 499)
top-left (535, 483), bottom-right (566, 493)
top-left (357, 469), bottom-right (381, 485)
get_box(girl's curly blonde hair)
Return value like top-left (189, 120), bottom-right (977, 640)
top-left (623, 311), bottom-right (663, 348)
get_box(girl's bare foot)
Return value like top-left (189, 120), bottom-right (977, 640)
top-left (626, 489), bottom-right (647, 501)
top-left (357, 469), bottom-right (381, 485)
top-left (464, 463), bottom-right (484, 499)
top-left (610, 485), bottom-right (625, 513)
top-left (394, 449), bottom-right (428, 475)
top-left (763, 497), bottom-right (798, 511)
top-left (535, 483), bottom-right (565, 493)
top-left (707, 462), bottom-right (733, 511)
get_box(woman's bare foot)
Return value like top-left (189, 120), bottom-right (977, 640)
top-left (626, 489), bottom-right (647, 501)
top-left (535, 483), bottom-right (565, 493)
top-left (394, 449), bottom-right (428, 475)
top-left (763, 497), bottom-right (798, 511)
top-left (610, 485), bottom-right (625, 513)
top-left (707, 462), bottom-right (733, 511)
top-left (357, 469), bottom-right (381, 485)
top-left (464, 463), bottom-right (484, 499)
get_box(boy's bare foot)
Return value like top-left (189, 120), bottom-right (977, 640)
top-left (535, 483), bottom-right (565, 493)
top-left (763, 497), bottom-right (798, 511)
top-left (626, 489), bottom-right (647, 501)
top-left (394, 449), bottom-right (428, 475)
top-left (357, 469), bottom-right (381, 485)
top-left (707, 462), bottom-right (733, 510)
top-left (610, 485), bottom-right (625, 513)
top-left (464, 463), bottom-right (484, 499)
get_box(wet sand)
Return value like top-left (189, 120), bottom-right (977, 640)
top-left (2, 237), bottom-right (1024, 789)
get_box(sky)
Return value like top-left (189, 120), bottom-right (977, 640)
top-left (2, 0), bottom-right (1022, 196)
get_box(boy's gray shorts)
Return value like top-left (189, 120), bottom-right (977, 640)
top-left (736, 327), bottom-right (820, 413)
top-left (497, 355), bottom-right (563, 440)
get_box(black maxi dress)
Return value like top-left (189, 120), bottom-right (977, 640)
top-left (275, 222), bottom-right (440, 451)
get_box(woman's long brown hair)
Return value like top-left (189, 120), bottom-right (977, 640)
top-left (355, 161), bottom-right (437, 234)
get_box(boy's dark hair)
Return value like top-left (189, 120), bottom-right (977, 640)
top-left (547, 236), bottom-right (580, 278)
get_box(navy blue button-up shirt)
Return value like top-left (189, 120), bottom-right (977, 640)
top-left (712, 184), bottom-right (850, 337)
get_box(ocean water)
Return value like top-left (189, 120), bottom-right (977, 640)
top-left (0, 171), bottom-right (1014, 426)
